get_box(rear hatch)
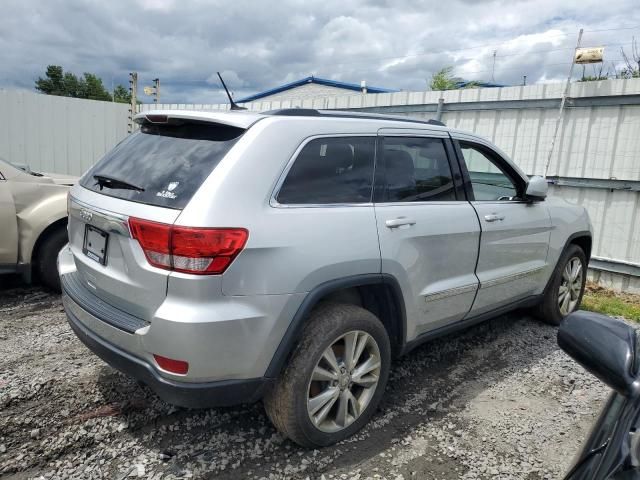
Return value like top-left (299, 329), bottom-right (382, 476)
top-left (68, 116), bottom-right (246, 321)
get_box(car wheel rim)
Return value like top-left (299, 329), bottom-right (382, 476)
top-left (558, 257), bottom-right (583, 316)
top-left (307, 330), bottom-right (381, 433)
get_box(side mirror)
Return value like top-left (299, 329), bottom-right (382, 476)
top-left (525, 176), bottom-right (548, 201)
top-left (558, 311), bottom-right (639, 397)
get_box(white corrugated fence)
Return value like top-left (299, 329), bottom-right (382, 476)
top-left (2, 79), bottom-right (640, 290)
top-left (0, 89), bottom-right (129, 176)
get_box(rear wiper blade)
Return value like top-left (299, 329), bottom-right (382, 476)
top-left (93, 174), bottom-right (145, 192)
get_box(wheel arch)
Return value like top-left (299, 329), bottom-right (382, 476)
top-left (264, 274), bottom-right (406, 379)
top-left (31, 217), bottom-right (67, 266)
top-left (542, 230), bottom-right (592, 296)
top-left (568, 232), bottom-right (592, 262)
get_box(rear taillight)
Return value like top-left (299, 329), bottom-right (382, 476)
top-left (128, 218), bottom-right (248, 275)
top-left (129, 218), bottom-right (172, 269)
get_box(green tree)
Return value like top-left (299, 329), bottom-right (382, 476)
top-left (429, 66), bottom-right (480, 91)
top-left (81, 73), bottom-right (111, 101)
top-left (112, 84), bottom-right (131, 103)
top-left (429, 66), bottom-right (458, 90)
top-left (35, 65), bottom-right (115, 101)
top-left (62, 72), bottom-right (83, 97)
top-left (35, 65), bottom-right (67, 96)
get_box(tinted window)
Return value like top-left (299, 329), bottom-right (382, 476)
top-left (80, 120), bottom-right (244, 209)
top-left (460, 142), bottom-right (517, 201)
top-left (379, 137), bottom-right (455, 202)
top-left (277, 137), bottom-right (375, 204)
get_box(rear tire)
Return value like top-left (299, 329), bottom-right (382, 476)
top-left (535, 244), bottom-right (587, 326)
top-left (37, 227), bottom-right (68, 293)
top-left (263, 302), bottom-right (390, 447)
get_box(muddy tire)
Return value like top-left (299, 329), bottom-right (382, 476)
top-left (37, 227), bottom-right (68, 292)
top-left (535, 244), bottom-right (587, 326)
top-left (263, 302), bottom-right (390, 447)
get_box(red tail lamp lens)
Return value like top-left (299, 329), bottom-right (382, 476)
top-left (128, 218), bottom-right (248, 275)
top-left (128, 218), bottom-right (171, 268)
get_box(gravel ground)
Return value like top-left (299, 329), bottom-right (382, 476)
top-left (0, 282), bottom-right (610, 480)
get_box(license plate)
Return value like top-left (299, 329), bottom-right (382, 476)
top-left (83, 225), bottom-right (109, 265)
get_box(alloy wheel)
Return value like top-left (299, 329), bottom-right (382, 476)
top-left (307, 330), bottom-right (381, 433)
top-left (558, 256), bottom-right (583, 316)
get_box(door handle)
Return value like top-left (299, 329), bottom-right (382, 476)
top-left (385, 217), bottom-right (416, 229)
top-left (484, 213), bottom-right (505, 222)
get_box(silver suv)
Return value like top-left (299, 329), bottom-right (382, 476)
top-left (59, 109), bottom-right (592, 447)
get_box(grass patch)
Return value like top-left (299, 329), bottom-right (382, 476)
top-left (581, 283), bottom-right (640, 321)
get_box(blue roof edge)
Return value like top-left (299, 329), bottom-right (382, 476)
top-left (236, 76), bottom-right (398, 103)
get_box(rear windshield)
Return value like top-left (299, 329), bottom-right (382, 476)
top-left (80, 120), bottom-right (245, 209)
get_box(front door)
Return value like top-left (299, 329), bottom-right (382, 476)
top-left (453, 137), bottom-right (552, 315)
top-left (374, 130), bottom-right (481, 340)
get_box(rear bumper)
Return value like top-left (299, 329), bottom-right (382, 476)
top-left (64, 295), bottom-right (269, 407)
top-left (58, 244), bottom-right (304, 382)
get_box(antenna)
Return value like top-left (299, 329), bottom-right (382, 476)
top-left (217, 72), bottom-right (246, 111)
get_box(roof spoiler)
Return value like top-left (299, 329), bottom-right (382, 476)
top-left (133, 111), bottom-right (255, 129)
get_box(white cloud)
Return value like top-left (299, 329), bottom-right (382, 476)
top-left (0, 0), bottom-right (638, 103)
top-left (136, 0), bottom-right (176, 11)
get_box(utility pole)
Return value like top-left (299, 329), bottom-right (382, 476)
top-left (128, 72), bottom-right (138, 134)
top-left (144, 78), bottom-right (160, 104)
top-left (491, 50), bottom-right (497, 83)
top-left (153, 78), bottom-right (160, 104)
top-left (543, 29), bottom-right (583, 178)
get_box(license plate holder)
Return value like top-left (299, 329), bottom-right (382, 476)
top-left (83, 225), bottom-right (109, 265)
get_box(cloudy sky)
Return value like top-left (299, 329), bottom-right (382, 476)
top-left (0, 0), bottom-right (638, 104)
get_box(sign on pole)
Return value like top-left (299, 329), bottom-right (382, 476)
top-left (575, 47), bottom-right (604, 64)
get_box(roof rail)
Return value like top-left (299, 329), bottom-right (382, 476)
top-left (263, 108), bottom-right (321, 116)
top-left (263, 108), bottom-right (447, 127)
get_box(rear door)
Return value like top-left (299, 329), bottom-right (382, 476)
top-left (67, 119), bottom-right (245, 320)
top-left (452, 136), bottom-right (552, 315)
top-left (374, 129), bottom-right (481, 339)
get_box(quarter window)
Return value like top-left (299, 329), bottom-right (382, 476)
top-left (459, 142), bottom-right (518, 201)
top-left (378, 137), bottom-right (456, 202)
top-left (277, 137), bottom-right (375, 204)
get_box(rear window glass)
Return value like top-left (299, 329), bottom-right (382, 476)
top-left (80, 120), bottom-right (244, 209)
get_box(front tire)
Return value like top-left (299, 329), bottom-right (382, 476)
top-left (264, 302), bottom-right (390, 447)
top-left (536, 244), bottom-right (587, 325)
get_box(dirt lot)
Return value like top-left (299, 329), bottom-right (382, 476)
top-left (0, 282), bottom-right (610, 480)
